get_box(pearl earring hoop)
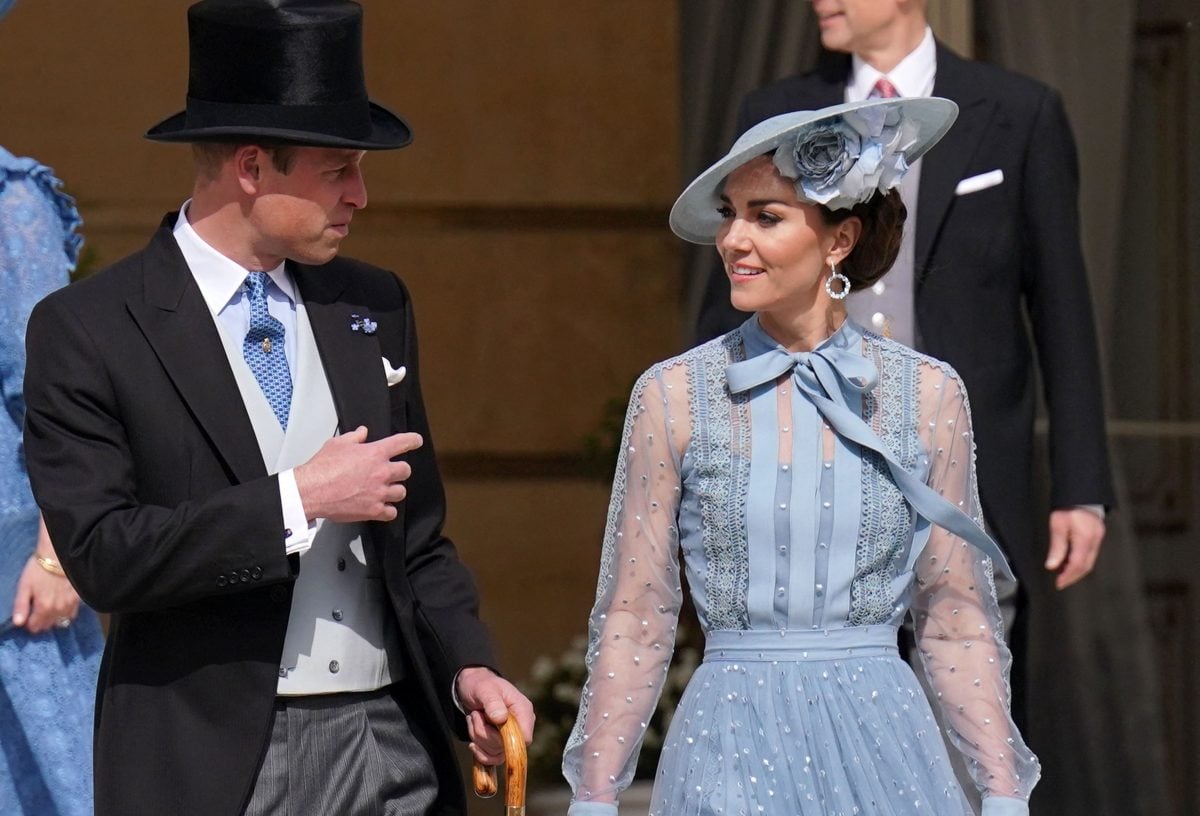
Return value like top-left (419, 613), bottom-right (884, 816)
top-left (825, 263), bottom-right (851, 300)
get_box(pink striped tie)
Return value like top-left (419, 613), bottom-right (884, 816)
top-left (870, 77), bottom-right (900, 98)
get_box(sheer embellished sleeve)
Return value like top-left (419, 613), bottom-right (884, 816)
top-left (563, 362), bottom-right (689, 815)
top-left (911, 362), bottom-right (1040, 812)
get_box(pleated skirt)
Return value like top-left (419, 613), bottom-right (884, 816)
top-left (648, 628), bottom-right (974, 816)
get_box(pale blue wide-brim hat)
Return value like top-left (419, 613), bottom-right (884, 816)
top-left (670, 97), bottom-right (958, 244)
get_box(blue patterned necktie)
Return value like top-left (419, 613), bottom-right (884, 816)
top-left (242, 271), bottom-right (292, 429)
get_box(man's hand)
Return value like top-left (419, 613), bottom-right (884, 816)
top-left (294, 426), bottom-right (422, 523)
top-left (456, 666), bottom-right (535, 767)
top-left (12, 520), bottom-right (81, 633)
top-left (1045, 508), bottom-right (1105, 590)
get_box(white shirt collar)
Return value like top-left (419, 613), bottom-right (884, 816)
top-left (847, 26), bottom-right (937, 101)
top-left (171, 200), bottom-right (295, 317)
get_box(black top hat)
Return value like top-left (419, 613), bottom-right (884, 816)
top-left (146, 0), bottom-right (411, 150)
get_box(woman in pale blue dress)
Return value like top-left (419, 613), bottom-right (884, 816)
top-left (564, 98), bottom-right (1039, 815)
top-left (0, 138), bottom-right (103, 814)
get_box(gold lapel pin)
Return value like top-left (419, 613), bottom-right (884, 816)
top-left (262, 337), bottom-right (272, 354)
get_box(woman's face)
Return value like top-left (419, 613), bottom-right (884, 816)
top-left (715, 155), bottom-right (855, 318)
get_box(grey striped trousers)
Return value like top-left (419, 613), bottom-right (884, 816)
top-left (243, 686), bottom-right (439, 816)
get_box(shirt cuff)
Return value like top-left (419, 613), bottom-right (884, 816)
top-left (1075, 503), bottom-right (1106, 520)
top-left (451, 665), bottom-right (502, 714)
top-left (452, 667), bottom-right (465, 713)
top-left (278, 469), bottom-right (314, 556)
top-left (981, 796), bottom-right (1030, 816)
top-left (567, 803), bottom-right (618, 816)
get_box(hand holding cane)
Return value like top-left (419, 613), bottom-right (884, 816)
top-left (473, 715), bottom-right (527, 815)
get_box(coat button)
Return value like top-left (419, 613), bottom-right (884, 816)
top-left (216, 574), bottom-right (228, 587)
top-left (251, 566), bottom-right (263, 580)
top-left (328, 660), bottom-right (340, 674)
top-left (332, 608), bottom-right (343, 621)
top-left (240, 569), bottom-right (251, 582)
top-left (269, 586), bottom-right (288, 603)
top-left (336, 558), bottom-right (346, 572)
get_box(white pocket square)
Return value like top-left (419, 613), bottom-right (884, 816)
top-left (955, 169), bottom-right (1004, 196)
top-left (382, 358), bottom-right (406, 387)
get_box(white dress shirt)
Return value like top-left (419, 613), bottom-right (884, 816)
top-left (846, 26), bottom-right (937, 102)
top-left (172, 203), bottom-right (315, 554)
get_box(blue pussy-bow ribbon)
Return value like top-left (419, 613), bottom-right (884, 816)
top-left (726, 327), bottom-right (1014, 581)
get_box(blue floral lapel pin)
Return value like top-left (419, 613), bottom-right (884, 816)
top-left (350, 314), bottom-right (378, 335)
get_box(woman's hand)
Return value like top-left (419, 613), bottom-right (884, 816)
top-left (10, 517), bottom-right (81, 634)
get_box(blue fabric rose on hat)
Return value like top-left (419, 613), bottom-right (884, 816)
top-left (788, 124), bottom-right (858, 191)
top-left (774, 105), bottom-right (918, 210)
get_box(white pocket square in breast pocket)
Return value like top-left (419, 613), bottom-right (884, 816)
top-left (382, 358), bottom-right (406, 387)
top-left (955, 169), bottom-right (1004, 196)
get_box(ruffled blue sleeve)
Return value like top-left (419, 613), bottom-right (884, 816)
top-left (0, 147), bottom-right (81, 432)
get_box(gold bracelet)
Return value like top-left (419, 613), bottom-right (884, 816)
top-left (34, 554), bottom-right (66, 577)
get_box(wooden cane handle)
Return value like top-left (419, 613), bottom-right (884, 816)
top-left (472, 716), bottom-right (527, 814)
top-left (473, 762), bottom-right (498, 798)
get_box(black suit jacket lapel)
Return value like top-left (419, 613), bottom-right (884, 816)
top-left (126, 216), bottom-right (267, 484)
top-left (291, 264), bottom-right (391, 442)
top-left (292, 264), bottom-right (396, 570)
top-left (916, 43), bottom-right (994, 279)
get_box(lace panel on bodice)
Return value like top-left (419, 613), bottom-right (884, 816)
top-left (849, 333), bottom-right (923, 625)
top-left (686, 331), bottom-right (750, 630)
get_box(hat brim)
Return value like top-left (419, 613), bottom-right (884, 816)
top-left (669, 97), bottom-right (958, 244)
top-left (144, 100), bottom-right (412, 150)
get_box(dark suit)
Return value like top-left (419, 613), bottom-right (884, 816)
top-left (23, 215), bottom-right (494, 816)
top-left (696, 44), bottom-right (1115, 689)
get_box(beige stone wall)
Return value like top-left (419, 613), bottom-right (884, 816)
top-left (0, 0), bottom-right (681, 716)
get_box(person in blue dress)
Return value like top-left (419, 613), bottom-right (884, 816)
top-left (563, 97), bottom-right (1039, 815)
top-left (0, 135), bottom-right (104, 813)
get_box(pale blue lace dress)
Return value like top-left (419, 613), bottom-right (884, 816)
top-left (0, 147), bottom-right (102, 816)
top-left (564, 317), bottom-right (1039, 816)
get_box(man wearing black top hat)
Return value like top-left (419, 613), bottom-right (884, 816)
top-left (21, 2), bottom-right (533, 814)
